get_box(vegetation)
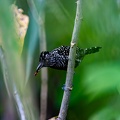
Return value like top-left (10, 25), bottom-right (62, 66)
top-left (0, 0), bottom-right (120, 120)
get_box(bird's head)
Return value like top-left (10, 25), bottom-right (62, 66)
top-left (34, 51), bottom-right (49, 76)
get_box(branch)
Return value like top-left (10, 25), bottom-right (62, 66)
top-left (39, 8), bottom-right (48, 120)
top-left (39, 10), bottom-right (48, 120)
top-left (57, 0), bottom-right (82, 120)
top-left (0, 47), bottom-right (11, 97)
top-left (0, 47), bottom-right (26, 120)
top-left (13, 84), bottom-right (26, 120)
top-left (27, 0), bottom-right (48, 120)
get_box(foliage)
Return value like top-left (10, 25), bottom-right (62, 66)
top-left (0, 0), bottom-right (120, 120)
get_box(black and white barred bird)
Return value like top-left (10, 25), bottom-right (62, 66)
top-left (34, 46), bottom-right (101, 76)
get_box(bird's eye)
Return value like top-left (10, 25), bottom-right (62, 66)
top-left (45, 54), bottom-right (48, 58)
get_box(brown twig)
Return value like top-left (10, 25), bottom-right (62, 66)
top-left (57, 0), bottom-right (83, 120)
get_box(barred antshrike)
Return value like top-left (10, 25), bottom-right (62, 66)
top-left (34, 46), bottom-right (101, 76)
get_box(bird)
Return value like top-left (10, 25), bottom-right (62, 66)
top-left (34, 46), bottom-right (101, 76)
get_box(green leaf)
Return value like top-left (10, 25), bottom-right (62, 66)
top-left (82, 62), bottom-right (120, 100)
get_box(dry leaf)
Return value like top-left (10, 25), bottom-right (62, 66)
top-left (11, 4), bottom-right (29, 54)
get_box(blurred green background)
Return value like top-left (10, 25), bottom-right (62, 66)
top-left (0, 0), bottom-right (120, 120)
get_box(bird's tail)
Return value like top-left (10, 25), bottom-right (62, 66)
top-left (84, 47), bottom-right (102, 55)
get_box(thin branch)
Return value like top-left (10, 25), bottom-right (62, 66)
top-left (27, 0), bottom-right (48, 120)
top-left (38, 3), bottom-right (48, 120)
top-left (13, 84), bottom-right (26, 120)
top-left (0, 47), bottom-right (11, 97)
top-left (39, 21), bottom-right (48, 120)
top-left (57, 0), bottom-right (82, 120)
top-left (27, 0), bottom-right (44, 25)
top-left (0, 47), bottom-right (26, 120)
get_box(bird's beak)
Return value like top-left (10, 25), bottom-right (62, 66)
top-left (34, 62), bottom-right (43, 76)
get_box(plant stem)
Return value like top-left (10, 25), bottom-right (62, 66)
top-left (57, 0), bottom-right (82, 120)
top-left (39, 8), bottom-right (48, 120)
top-left (27, 0), bottom-right (48, 119)
top-left (0, 47), bottom-right (26, 120)
top-left (13, 84), bottom-right (26, 120)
